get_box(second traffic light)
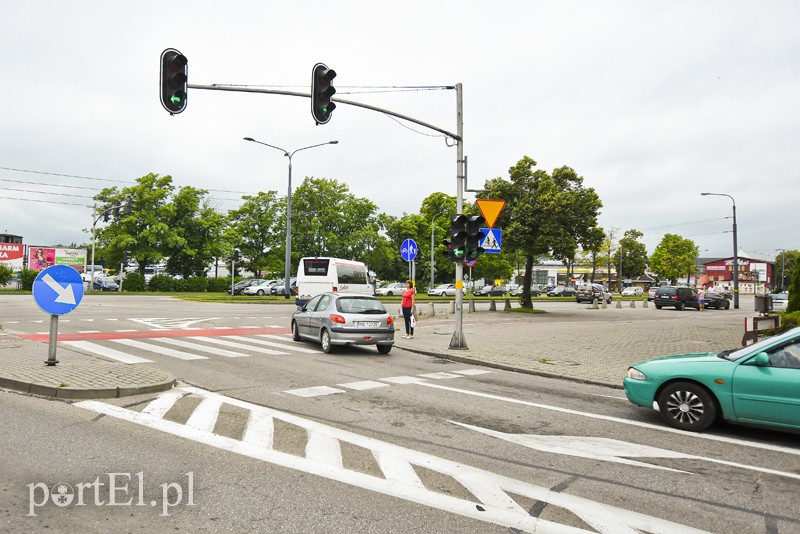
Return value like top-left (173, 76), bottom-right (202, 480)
top-left (311, 63), bottom-right (336, 125)
top-left (160, 48), bottom-right (188, 115)
top-left (443, 214), bottom-right (467, 263)
top-left (465, 215), bottom-right (486, 261)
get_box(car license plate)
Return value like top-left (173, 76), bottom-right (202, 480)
top-left (356, 321), bottom-right (380, 328)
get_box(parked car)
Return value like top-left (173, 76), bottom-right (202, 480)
top-left (647, 287), bottom-right (658, 301)
top-left (547, 286), bottom-right (565, 297)
top-left (229, 278), bottom-right (261, 295)
top-left (653, 286), bottom-right (700, 310)
top-left (241, 279), bottom-right (277, 296)
top-left (427, 283), bottom-right (459, 297)
top-left (474, 285), bottom-right (506, 297)
top-left (621, 286), bottom-right (643, 297)
top-left (375, 282), bottom-right (406, 296)
top-left (772, 292), bottom-right (789, 311)
top-left (272, 278), bottom-right (297, 296)
top-left (560, 286), bottom-right (577, 297)
top-left (291, 292), bottom-right (395, 354)
top-left (92, 277), bottom-right (119, 291)
top-left (703, 291), bottom-right (731, 310)
top-left (575, 283), bottom-right (613, 304)
top-left (624, 326), bottom-right (800, 432)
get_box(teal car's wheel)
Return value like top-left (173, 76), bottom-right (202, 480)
top-left (321, 329), bottom-right (334, 354)
top-left (291, 321), bottom-right (301, 341)
top-left (658, 381), bottom-right (717, 431)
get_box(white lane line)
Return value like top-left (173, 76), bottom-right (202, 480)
top-left (590, 393), bottom-right (628, 401)
top-left (186, 336), bottom-right (287, 355)
top-left (337, 380), bottom-right (390, 391)
top-left (232, 335), bottom-right (322, 354)
top-left (109, 339), bottom-right (208, 361)
top-left (306, 429), bottom-right (343, 468)
top-left (78, 330), bottom-right (101, 334)
top-left (62, 340), bottom-right (153, 364)
top-left (413, 380), bottom-right (800, 457)
top-left (380, 376), bottom-right (422, 385)
top-left (242, 411), bottom-right (274, 448)
top-left (141, 390), bottom-right (187, 417)
top-left (114, 329), bottom-right (138, 332)
top-left (150, 337), bottom-right (251, 358)
top-left (285, 386), bottom-right (345, 398)
top-left (258, 334), bottom-right (293, 340)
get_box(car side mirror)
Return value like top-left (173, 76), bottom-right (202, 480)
top-left (748, 352), bottom-right (770, 366)
top-left (297, 305), bottom-right (305, 312)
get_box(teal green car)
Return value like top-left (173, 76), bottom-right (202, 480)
top-left (624, 326), bottom-right (800, 432)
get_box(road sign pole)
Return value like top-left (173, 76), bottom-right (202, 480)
top-left (450, 83), bottom-right (467, 349)
top-left (46, 314), bottom-right (59, 366)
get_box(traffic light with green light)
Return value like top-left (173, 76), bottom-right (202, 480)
top-left (465, 215), bottom-right (486, 261)
top-left (160, 49), bottom-right (188, 115)
top-left (311, 63), bottom-right (337, 124)
top-left (443, 214), bottom-right (467, 263)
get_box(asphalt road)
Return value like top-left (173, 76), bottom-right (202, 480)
top-left (1, 294), bottom-right (798, 533)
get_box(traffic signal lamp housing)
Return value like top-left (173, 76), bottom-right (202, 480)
top-left (443, 214), bottom-right (467, 262)
top-left (160, 49), bottom-right (188, 115)
top-left (465, 215), bottom-right (486, 261)
top-left (311, 63), bottom-right (337, 125)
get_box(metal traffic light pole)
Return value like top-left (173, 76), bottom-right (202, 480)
top-left (450, 83), bottom-right (468, 349)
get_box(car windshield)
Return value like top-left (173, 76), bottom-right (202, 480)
top-left (719, 328), bottom-right (800, 361)
top-left (436, 285), bottom-right (449, 289)
top-left (773, 293), bottom-right (788, 300)
top-left (336, 297), bottom-right (386, 314)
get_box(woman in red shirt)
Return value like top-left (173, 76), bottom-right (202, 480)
top-left (400, 280), bottom-right (416, 338)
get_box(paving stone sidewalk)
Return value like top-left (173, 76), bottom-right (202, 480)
top-left (0, 333), bottom-right (175, 399)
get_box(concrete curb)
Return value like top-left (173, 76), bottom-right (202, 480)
top-left (0, 372), bottom-right (176, 399)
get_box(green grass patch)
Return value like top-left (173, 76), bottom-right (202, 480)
top-left (506, 307), bottom-right (547, 314)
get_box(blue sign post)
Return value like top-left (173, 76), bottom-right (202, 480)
top-left (32, 265), bottom-right (84, 366)
top-left (400, 239), bottom-right (418, 285)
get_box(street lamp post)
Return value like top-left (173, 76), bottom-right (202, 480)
top-left (776, 248), bottom-right (786, 291)
top-left (430, 209), bottom-right (445, 287)
top-left (701, 192), bottom-right (739, 309)
top-left (89, 203), bottom-right (125, 293)
top-left (243, 137), bottom-right (338, 299)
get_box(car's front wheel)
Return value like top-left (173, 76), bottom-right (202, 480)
top-left (257, 289), bottom-right (265, 296)
top-left (321, 329), bottom-right (335, 354)
top-left (657, 381), bottom-right (717, 431)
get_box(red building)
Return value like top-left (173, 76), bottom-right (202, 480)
top-left (701, 250), bottom-right (774, 294)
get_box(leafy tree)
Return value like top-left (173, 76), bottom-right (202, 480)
top-left (787, 260), bottom-right (800, 313)
top-left (0, 264), bottom-right (12, 286)
top-left (289, 177), bottom-right (383, 268)
top-left (228, 191), bottom-right (283, 277)
top-left (580, 226), bottom-right (606, 284)
top-left (615, 229), bottom-right (649, 281)
top-left (93, 173), bottom-right (185, 276)
top-left (775, 250), bottom-right (798, 292)
top-left (649, 234), bottom-right (698, 284)
top-left (482, 156), bottom-right (602, 308)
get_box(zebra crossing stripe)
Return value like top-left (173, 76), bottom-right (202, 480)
top-left (62, 340), bottom-right (153, 364)
top-left (109, 339), bottom-right (208, 360)
top-left (228, 335), bottom-right (322, 354)
top-left (151, 337), bottom-right (251, 358)
top-left (185, 336), bottom-right (288, 355)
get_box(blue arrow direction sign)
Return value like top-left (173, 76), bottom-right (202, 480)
top-left (480, 228), bottom-right (502, 253)
top-left (32, 265), bottom-right (84, 315)
top-left (400, 239), bottom-right (418, 262)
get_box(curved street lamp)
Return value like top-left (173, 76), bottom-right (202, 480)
top-left (701, 192), bottom-right (738, 309)
top-left (243, 138), bottom-right (338, 298)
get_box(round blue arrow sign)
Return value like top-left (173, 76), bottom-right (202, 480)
top-left (32, 265), bottom-right (84, 315)
top-left (400, 239), bottom-right (418, 262)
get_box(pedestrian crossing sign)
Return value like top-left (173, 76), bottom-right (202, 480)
top-left (480, 228), bottom-right (501, 253)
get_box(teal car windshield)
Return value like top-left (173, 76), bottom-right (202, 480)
top-left (721, 328), bottom-right (800, 361)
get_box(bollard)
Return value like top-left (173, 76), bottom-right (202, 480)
top-left (629, 300), bottom-right (636, 308)
top-left (469, 298), bottom-right (476, 313)
top-left (429, 302), bottom-right (435, 317)
top-left (489, 299), bottom-right (497, 311)
top-left (601, 299), bottom-right (608, 309)
top-left (504, 298), bottom-right (512, 311)
top-left (591, 298), bottom-right (599, 309)
top-left (448, 300), bottom-right (455, 314)
top-left (643, 299), bottom-right (649, 308)
top-left (616, 299), bottom-right (622, 309)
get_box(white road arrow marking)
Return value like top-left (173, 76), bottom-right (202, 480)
top-left (452, 421), bottom-right (800, 481)
top-left (42, 274), bottom-right (76, 305)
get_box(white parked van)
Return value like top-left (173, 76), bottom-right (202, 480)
top-left (81, 265), bottom-right (104, 282)
top-left (295, 257), bottom-right (373, 305)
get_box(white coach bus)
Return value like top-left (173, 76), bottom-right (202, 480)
top-left (295, 257), bottom-right (373, 306)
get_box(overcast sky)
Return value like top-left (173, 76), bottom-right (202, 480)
top-left (2, 1), bottom-right (798, 260)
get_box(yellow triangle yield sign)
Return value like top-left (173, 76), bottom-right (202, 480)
top-left (476, 199), bottom-right (505, 228)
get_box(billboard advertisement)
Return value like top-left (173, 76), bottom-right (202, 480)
top-left (27, 246), bottom-right (87, 272)
top-left (0, 243), bottom-right (25, 271)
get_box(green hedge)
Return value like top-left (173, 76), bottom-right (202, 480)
top-left (122, 272), bottom-right (146, 291)
top-left (207, 277), bottom-right (231, 293)
top-left (20, 269), bottom-right (38, 291)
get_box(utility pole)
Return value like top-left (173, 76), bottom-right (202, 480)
top-left (450, 83), bottom-right (467, 349)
